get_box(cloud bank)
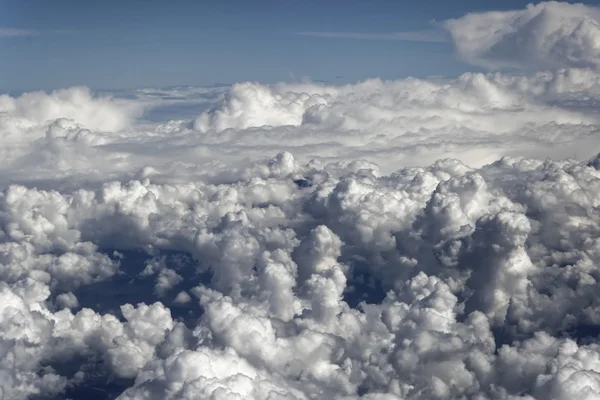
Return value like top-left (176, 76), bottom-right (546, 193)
top-left (2, 2), bottom-right (600, 399)
top-left (4, 69), bottom-right (600, 190)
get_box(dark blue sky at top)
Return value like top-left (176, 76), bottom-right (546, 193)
top-left (2, 0), bottom-right (600, 92)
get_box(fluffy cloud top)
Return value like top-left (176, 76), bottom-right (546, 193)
top-left (3, 2), bottom-right (600, 399)
top-left (0, 86), bottom-right (140, 132)
top-left (3, 67), bottom-right (600, 190)
top-left (443, 1), bottom-right (600, 70)
top-left (2, 151), bottom-right (600, 399)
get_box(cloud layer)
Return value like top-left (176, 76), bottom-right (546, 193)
top-left (3, 150), bottom-right (600, 399)
top-left (4, 67), bottom-right (600, 190)
top-left (3, 2), bottom-right (600, 399)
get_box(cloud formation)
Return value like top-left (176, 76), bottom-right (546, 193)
top-left (3, 2), bottom-right (600, 399)
top-left (443, 1), bottom-right (600, 70)
top-left (1, 149), bottom-right (600, 399)
top-left (2, 68), bottom-right (600, 189)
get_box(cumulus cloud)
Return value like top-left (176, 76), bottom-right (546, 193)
top-left (443, 1), bottom-right (600, 70)
top-left (5, 3), bottom-right (600, 399)
top-left (4, 67), bottom-right (600, 190)
top-left (0, 149), bottom-right (599, 399)
top-left (0, 86), bottom-right (140, 132)
top-left (187, 70), bottom-right (600, 173)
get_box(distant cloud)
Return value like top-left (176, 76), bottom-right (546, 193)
top-left (0, 28), bottom-right (39, 37)
top-left (442, 1), bottom-right (600, 70)
top-left (295, 29), bottom-right (448, 43)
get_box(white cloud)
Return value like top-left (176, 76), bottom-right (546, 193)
top-left (5, 3), bottom-right (600, 399)
top-left (443, 1), bottom-right (600, 70)
top-left (0, 148), bottom-right (599, 398)
top-left (0, 86), bottom-right (140, 133)
top-left (187, 71), bottom-right (600, 174)
top-left (4, 68), bottom-right (600, 190)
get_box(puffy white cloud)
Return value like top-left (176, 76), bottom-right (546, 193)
top-left (55, 292), bottom-right (79, 309)
top-left (193, 81), bottom-right (331, 132)
top-left (5, 4), bottom-right (600, 398)
top-left (0, 149), bottom-right (598, 399)
top-left (443, 1), bottom-right (600, 70)
top-left (184, 71), bottom-right (600, 175)
top-left (4, 68), bottom-right (600, 190)
top-left (0, 86), bottom-right (140, 133)
top-left (118, 347), bottom-right (309, 400)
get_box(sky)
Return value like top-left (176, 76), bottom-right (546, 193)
top-left (5, 2), bottom-right (600, 400)
top-left (0, 0), bottom-right (578, 92)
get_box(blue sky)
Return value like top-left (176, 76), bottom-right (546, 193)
top-left (1, 0), bottom-right (594, 93)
